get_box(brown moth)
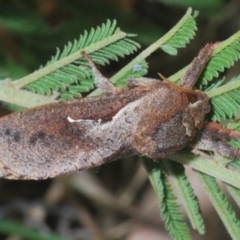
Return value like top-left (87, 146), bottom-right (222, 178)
top-left (0, 44), bottom-right (239, 180)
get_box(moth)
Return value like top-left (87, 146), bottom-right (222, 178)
top-left (0, 44), bottom-right (240, 180)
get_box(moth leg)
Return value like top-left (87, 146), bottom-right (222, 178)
top-left (196, 122), bottom-right (240, 158)
top-left (181, 43), bottom-right (216, 88)
top-left (81, 51), bottom-right (116, 93)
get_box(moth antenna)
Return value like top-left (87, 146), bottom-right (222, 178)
top-left (158, 73), bottom-right (197, 96)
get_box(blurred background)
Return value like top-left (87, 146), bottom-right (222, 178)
top-left (1, 0), bottom-right (240, 239)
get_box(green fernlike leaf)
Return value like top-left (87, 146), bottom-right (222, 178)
top-left (206, 74), bottom-right (240, 121)
top-left (15, 20), bottom-right (140, 100)
top-left (162, 13), bottom-right (197, 50)
top-left (143, 159), bottom-right (191, 240)
top-left (196, 172), bottom-right (240, 240)
top-left (163, 161), bottom-right (205, 234)
top-left (170, 31), bottom-right (240, 88)
top-left (200, 31), bottom-right (240, 86)
top-left (159, 11), bottom-right (197, 55)
top-left (161, 44), bottom-right (178, 55)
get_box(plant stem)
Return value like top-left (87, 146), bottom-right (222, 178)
top-left (0, 80), bottom-right (57, 108)
top-left (206, 79), bottom-right (240, 98)
top-left (168, 152), bottom-right (240, 189)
